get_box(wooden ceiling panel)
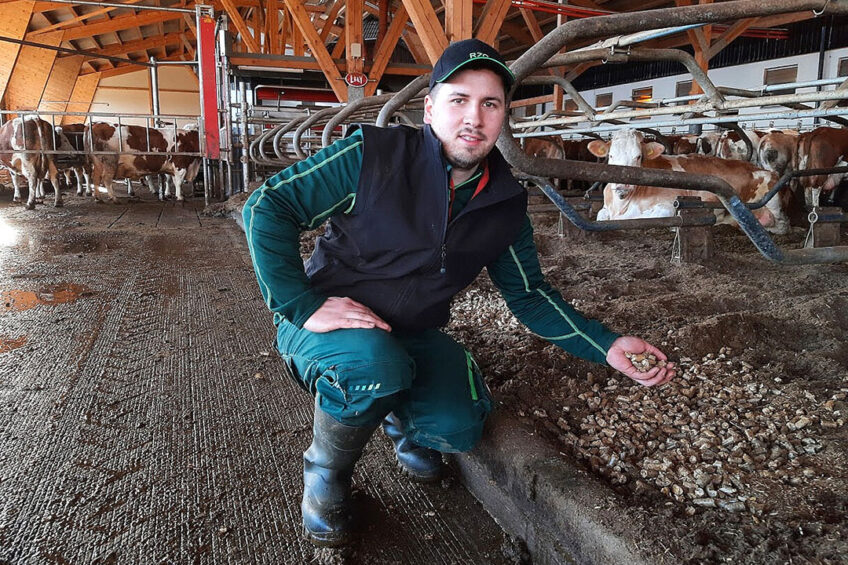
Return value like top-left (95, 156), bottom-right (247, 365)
top-left (5, 30), bottom-right (64, 111)
top-left (0, 0), bottom-right (34, 103)
top-left (39, 53), bottom-right (83, 112)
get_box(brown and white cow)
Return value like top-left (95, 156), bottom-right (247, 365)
top-left (55, 123), bottom-right (90, 196)
top-left (587, 129), bottom-right (789, 234)
top-left (795, 127), bottom-right (848, 207)
top-left (0, 116), bottom-right (62, 209)
top-left (87, 122), bottom-right (201, 203)
top-left (716, 130), bottom-right (764, 164)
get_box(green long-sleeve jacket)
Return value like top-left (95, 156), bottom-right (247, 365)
top-left (243, 128), bottom-right (620, 365)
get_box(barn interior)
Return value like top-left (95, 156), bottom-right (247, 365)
top-left (1, 0), bottom-right (848, 563)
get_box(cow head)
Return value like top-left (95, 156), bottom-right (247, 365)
top-left (587, 129), bottom-right (665, 197)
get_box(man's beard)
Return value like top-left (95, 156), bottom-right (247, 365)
top-left (444, 149), bottom-right (482, 171)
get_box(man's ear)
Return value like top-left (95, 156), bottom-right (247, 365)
top-left (423, 95), bottom-right (434, 124)
top-left (587, 140), bottom-right (610, 158)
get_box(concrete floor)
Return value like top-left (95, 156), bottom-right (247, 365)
top-left (0, 190), bottom-right (514, 565)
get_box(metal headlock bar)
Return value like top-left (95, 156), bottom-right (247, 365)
top-left (495, 0), bottom-right (848, 265)
top-left (0, 110), bottom-right (203, 158)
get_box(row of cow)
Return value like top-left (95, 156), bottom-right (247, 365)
top-left (0, 115), bottom-right (202, 210)
top-left (522, 126), bottom-right (848, 234)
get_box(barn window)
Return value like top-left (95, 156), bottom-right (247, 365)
top-left (838, 57), bottom-right (848, 77)
top-left (630, 86), bottom-right (653, 120)
top-left (595, 92), bottom-right (612, 109)
top-left (675, 80), bottom-right (694, 103)
top-left (763, 65), bottom-right (798, 97)
top-left (564, 99), bottom-right (579, 113)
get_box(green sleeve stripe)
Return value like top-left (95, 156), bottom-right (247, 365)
top-left (535, 288), bottom-right (607, 356)
top-left (507, 245), bottom-right (607, 357)
top-left (306, 193), bottom-right (356, 229)
top-left (465, 351), bottom-right (478, 401)
top-left (245, 139), bottom-right (363, 311)
top-left (508, 245), bottom-right (531, 293)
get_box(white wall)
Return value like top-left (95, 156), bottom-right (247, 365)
top-left (535, 47), bottom-right (848, 136)
top-left (90, 66), bottom-right (200, 126)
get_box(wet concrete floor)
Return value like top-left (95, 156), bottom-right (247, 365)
top-left (0, 190), bottom-right (514, 564)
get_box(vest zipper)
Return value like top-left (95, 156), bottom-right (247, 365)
top-left (440, 244), bottom-right (447, 274)
top-left (440, 168), bottom-right (450, 275)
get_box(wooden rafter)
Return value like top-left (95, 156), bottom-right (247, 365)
top-left (445, 0), bottom-right (472, 42)
top-left (60, 11), bottom-right (184, 41)
top-left (331, 25), bottom-right (345, 58)
top-left (707, 17), bottom-right (757, 60)
top-left (474, 0), bottom-right (511, 45)
top-left (290, 8), bottom-right (304, 56)
top-left (319, 0), bottom-right (343, 41)
top-left (29, 0), bottom-right (144, 36)
top-left (400, 0), bottom-right (448, 64)
top-left (221, 0), bottom-right (261, 52)
top-left (402, 28), bottom-right (428, 65)
top-left (77, 33), bottom-right (183, 60)
top-left (266, 0), bottom-right (279, 54)
top-left (518, 7), bottom-right (544, 43)
top-left (366, 3), bottom-right (408, 96)
top-left (283, 0), bottom-right (347, 101)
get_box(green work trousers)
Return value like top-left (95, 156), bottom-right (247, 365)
top-left (276, 322), bottom-right (493, 453)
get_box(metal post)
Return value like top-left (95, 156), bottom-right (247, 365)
top-left (240, 80), bottom-right (250, 192)
top-left (149, 57), bottom-right (160, 121)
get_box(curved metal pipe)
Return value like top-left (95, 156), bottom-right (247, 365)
top-left (509, 0), bottom-right (848, 89)
top-left (272, 115), bottom-right (309, 161)
top-left (293, 106), bottom-right (340, 159)
top-left (321, 93), bottom-right (397, 147)
top-left (375, 74), bottom-right (430, 128)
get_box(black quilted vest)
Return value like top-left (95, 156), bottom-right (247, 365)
top-left (305, 124), bottom-right (527, 331)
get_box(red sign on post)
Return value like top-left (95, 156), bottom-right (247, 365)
top-left (199, 13), bottom-right (219, 159)
top-left (345, 72), bottom-right (368, 88)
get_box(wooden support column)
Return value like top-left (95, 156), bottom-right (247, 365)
top-left (0, 0), bottom-right (34, 106)
top-left (38, 54), bottom-right (83, 114)
top-left (266, 0), bottom-right (280, 54)
top-left (474, 0), bottom-right (510, 46)
top-left (400, 0), bottom-right (448, 64)
top-left (676, 0), bottom-right (712, 96)
top-left (5, 30), bottom-right (64, 111)
top-left (445, 0), bottom-right (472, 42)
top-left (290, 9), bottom-right (304, 56)
top-left (284, 0), bottom-right (347, 101)
top-left (345, 0), bottom-right (363, 74)
top-left (366, 4), bottom-right (408, 96)
top-left (62, 72), bottom-right (100, 125)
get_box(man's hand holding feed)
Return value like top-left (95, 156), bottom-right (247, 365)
top-left (606, 335), bottom-right (676, 387)
top-left (303, 296), bottom-right (392, 333)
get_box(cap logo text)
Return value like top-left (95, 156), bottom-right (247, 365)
top-left (468, 52), bottom-right (489, 59)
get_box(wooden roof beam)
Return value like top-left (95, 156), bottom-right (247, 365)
top-left (221, 0), bottom-right (261, 51)
top-left (77, 32), bottom-right (183, 59)
top-left (445, 0), bottom-right (472, 42)
top-left (474, 0), bottom-right (511, 45)
top-left (400, 0), bottom-right (448, 64)
top-left (366, 2), bottom-right (408, 96)
top-left (60, 11), bottom-right (184, 41)
top-left (319, 0), bottom-right (343, 41)
top-left (345, 0), bottom-right (363, 74)
top-left (283, 0), bottom-right (347, 101)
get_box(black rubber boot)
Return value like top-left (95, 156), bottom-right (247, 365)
top-left (382, 413), bottom-right (444, 482)
top-left (302, 399), bottom-right (377, 547)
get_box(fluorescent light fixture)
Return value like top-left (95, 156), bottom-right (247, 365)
top-left (238, 65), bottom-right (305, 74)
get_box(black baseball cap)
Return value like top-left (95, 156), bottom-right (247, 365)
top-left (429, 39), bottom-right (515, 92)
